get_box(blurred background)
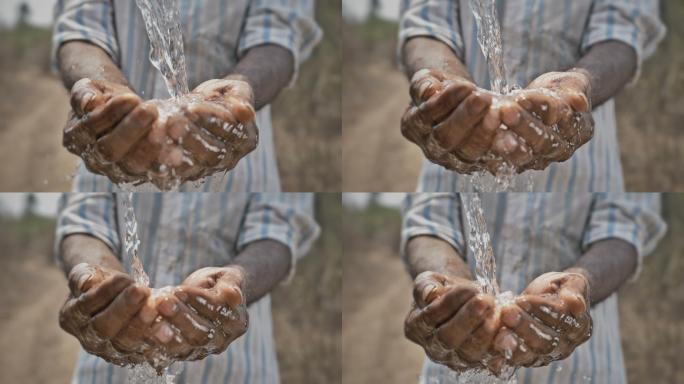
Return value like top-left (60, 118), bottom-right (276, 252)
top-left (0, 193), bottom-right (341, 384)
top-left (342, 0), bottom-right (684, 191)
top-left (341, 192), bottom-right (684, 384)
top-left (0, 1), bottom-right (340, 192)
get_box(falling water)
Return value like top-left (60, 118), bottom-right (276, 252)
top-left (135, 0), bottom-right (188, 98)
top-left (469, 0), bottom-right (508, 94)
top-left (460, 193), bottom-right (499, 296)
top-left (465, 0), bottom-right (536, 192)
top-left (122, 192), bottom-right (149, 287)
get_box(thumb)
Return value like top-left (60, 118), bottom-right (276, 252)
top-left (413, 271), bottom-right (448, 308)
top-left (67, 263), bottom-right (103, 296)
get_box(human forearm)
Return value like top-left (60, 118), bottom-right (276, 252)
top-left (60, 233), bottom-right (124, 276)
top-left (402, 37), bottom-right (472, 81)
top-left (406, 235), bottom-right (472, 280)
top-left (227, 44), bottom-right (294, 111)
top-left (565, 238), bottom-right (638, 305)
top-left (229, 239), bottom-right (291, 305)
top-left (569, 40), bottom-right (637, 108)
top-left (58, 41), bottom-right (128, 90)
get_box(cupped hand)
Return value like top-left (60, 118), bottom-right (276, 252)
top-left (59, 263), bottom-right (154, 366)
top-left (177, 79), bottom-right (258, 179)
top-left (64, 78), bottom-right (160, 184)
top-left (494, 71), bottom-right (594, 171)
top-left (404, 271), bottom-right (503, 373)
top-left (149, 266), bottom-right (249, 362)
top-left (401, 69), bottom-right (504, 174)
top-left (493, 272), bottom-right (592, 368)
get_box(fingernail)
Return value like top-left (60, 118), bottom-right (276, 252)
top-left (156, 324), bottom-right (174, 343)
top-left (77, 273), bottom-right (93, 292)
top-left (421, 284), bottom-right (437, 303)
top-left (80, 92), bottom-right (95, 111)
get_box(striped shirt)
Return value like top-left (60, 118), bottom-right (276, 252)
top-left (399, 0), bottom-right (666, 192)
top-left (52, 0), bottom-right (322, 192)
top-left (56, 192), bottom-right (320, 384)
top-left (401, 192), bottom-right (667, 384)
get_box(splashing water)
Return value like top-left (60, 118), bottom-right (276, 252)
top-left (135, 0), bottom-right (188, 98)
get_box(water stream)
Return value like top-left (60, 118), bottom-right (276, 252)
top-left (430, 1), bottom-right (524, 382)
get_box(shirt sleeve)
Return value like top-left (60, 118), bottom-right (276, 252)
top-left (237, 0), bottom-right (323, 86)
top-left (236, 193), bottom-right (320, 283)
top-left (581, 193), bottom-right (667, 281)
top-left (401, 193), bottom-right (466, 263)
top-left (52, 0), bottom-right (120, 71)
top-left (398, 0), bottom-right (466, 62)
top-left (580, 0), bottom-right (666, 85)
top-left (54, 193), bottom-right (121, 269)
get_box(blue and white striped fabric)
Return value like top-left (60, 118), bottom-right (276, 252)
top-left (401, 193), bottom-right (667, 384)
top-left (55, 192), bottom-right (320, 384)
top-left (398, 0), bottom-right (666, 192)
top-left (52, 0), bottom-right (322, 192)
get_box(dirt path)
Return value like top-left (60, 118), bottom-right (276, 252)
top-left (0, 222), bottom-right (80, 384)
top-left (0, 69), bottom-right (79, 191)
top-left (342, 62), bottom-right (423, 191)
top-left (342, 241), bottom-right (425, 384)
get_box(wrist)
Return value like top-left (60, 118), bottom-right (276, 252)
top-left (566, 68), bottom-right (593, 95)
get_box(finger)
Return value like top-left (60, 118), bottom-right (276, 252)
top-left (505, 107), bottom-right (557, 156)
top-left (500, 305), bottom-right (559, 355)
top-left (185, 102), bottom-right (238, 142)
top-left (85, 94), bottom-right (142, 137)
top-left (562, 90), bottom-right (590, 113)
top-left (413, 272), bottom-right (448, 308)
top-left (70, 78), bottom-right (107, 116)
top-left (454, 102), bottom-right (502, 162)
top-left (516, 294), bottom-right (566, 329)
top-left (417, 80), bottom-right (476, 124)
top-left (514, 89), bottom-right (562, 125)
top-left (67, 263), bottom-right (105, 296)
top-left (491, 130), bottom-right (533, 168)
top-left (493, 328), bottom-right (537, 366)
top-left (181, 126), bottom-right (226, 167)
top-left (76, 273), bottom-right (133, 316)
top-left (458, 308), bottom-right (501, 362)
top-left (419, 281), bottom-right (480, 327)
top-left (117, 138), bottom-right (161, 176)
top-left (97, 102), bottom-right (158, 162)
top-left (91, 284), bottom-right (149, 340)
top-left (157, 295), bottom-right (215, 347)
top-left (400, 105), bottom-right (431, 144)
top-left (434, 294), bottom-right (494, 350)
top-left (409, 69), bottom-right (445, 103)
top-left (433, 92), bottom-right (491, 152)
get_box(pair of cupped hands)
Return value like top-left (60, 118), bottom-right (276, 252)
top-left (401, 68), bottom-right (595, 174)
top-left (405, 271), bottom-right (593, 376)
top-left (64, 77), bottom-right (258, 189)
top-left (58, 263), bottom-right (249, 371)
